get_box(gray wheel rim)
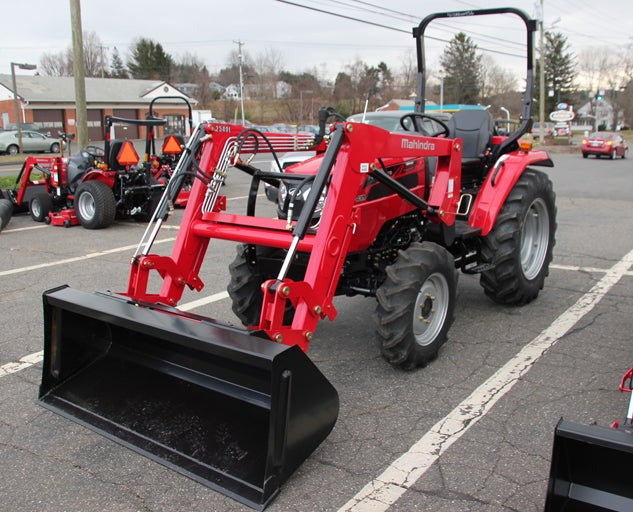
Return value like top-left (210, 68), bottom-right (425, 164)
top-left (413, 272), bottom-right (449, 346)
top-left (77, 191), bottom-right (96, 220)
top-left (521, 197), bottom-right (549, 280)
top-left (31, 199), bottom-right (42, 218)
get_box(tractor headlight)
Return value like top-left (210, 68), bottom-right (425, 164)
top-left (277, 181), bottom-right (328, 226)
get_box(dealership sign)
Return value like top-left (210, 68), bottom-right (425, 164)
top-left (549, 110), bottom-right (575, 122)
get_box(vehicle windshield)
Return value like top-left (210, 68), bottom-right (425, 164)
top-left (347, 113), bottom-right (410, 132)
top-left (590, 132), bottom-right (613, 139)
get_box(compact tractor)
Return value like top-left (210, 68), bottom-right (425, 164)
top-left (1, 98), bottom-right (192, 228)
top-left (38, 8), bottom-right (559, 510)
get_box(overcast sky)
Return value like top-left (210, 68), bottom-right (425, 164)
top-left (2, 0), bottom-right (631, 86)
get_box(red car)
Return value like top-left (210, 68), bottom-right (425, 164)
top-left (581, 132), bottom-right (628, 159)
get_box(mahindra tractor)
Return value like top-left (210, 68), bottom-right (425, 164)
top-left (38, 8), bottom-right (559, 510)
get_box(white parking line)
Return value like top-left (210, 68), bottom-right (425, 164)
top-left (338, 248), bottom-right (633, 512)
top-left (0, 291), bottom-right (230, 379)
top-left (0, 238), bottom-right (175, 277)
top-left (2, 225), bottom-right (48, 233)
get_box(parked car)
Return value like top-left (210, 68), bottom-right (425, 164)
top-left (2, 123), bottom-right (51, 136)
top-left (0, 130), bottom-right (64, 155)
top-left (581, 132), bottom-right (628, 159)
top-left (530, 121), bottom-right (555, 138)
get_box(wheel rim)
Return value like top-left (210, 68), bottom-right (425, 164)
top-left (521, 197), bottom-right (550, 280)
top-left (31, 199), bottom-right (41, 218)
top-left (413, 272), bottom-right (450, 346)
top-left (77, 190), bottom-right (96, 220)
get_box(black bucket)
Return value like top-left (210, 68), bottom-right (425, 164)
top-left (545, 419), bottom-right (633, 511)
top-left (39, 285), bottom-right (339, 511)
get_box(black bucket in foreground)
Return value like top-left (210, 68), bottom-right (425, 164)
top-left (545, 419), bottom-right (633, 511)
top-left (39, 285), bottom-right (339, 511)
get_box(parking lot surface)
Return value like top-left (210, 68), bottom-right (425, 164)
top-left (1, 151), bottom-right (633, 511)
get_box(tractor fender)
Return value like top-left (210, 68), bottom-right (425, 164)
top-left (468, 150), bottom-right (553, 236)
top-left (80, 169), bottom-right (116, 189)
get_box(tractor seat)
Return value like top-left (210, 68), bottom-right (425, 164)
top-left (448, 110), bottom-right (494, 172)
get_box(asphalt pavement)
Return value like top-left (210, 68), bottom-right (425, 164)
top-left (1, 151), bottom-right (633, 511)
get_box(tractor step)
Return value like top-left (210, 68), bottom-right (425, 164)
top-left (462, 262), bottom-right (495, 274)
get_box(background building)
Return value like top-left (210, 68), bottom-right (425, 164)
top-left (0, 75), bottom-right (196, 140)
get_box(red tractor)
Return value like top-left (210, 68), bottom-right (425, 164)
top-left (38, 8), bottom-right (556, 510)
top-left (1, 97), bottom-right (193, 228)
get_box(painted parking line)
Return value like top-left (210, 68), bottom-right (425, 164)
top-left (2, 225), bottom-right (48, 233)
top-left (338, 248), bottom-right (633, 512)
top-left (0, 238), bottom-right (176, 277)
top-left (0, 291), bottom-right (229, 379)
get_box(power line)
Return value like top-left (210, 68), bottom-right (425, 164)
top-left (274, 0), bottom-right (526, 60)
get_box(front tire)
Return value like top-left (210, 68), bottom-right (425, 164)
top-left (228, 244), bottom-right (295, 327)
top-left (479, 168), bottom-right (556, 305)
top-left (375, 242), bottom-right (457, 370)
top-left (75, 180), bottom-right (116, 229)
top-left (29, 192), bottom-right (54, 222)
top-left (50, 142), bottom-right (60, 153)
top-left (0, 198), bottom-right (13, 231)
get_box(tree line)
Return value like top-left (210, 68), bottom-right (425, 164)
top-left (38, 30), bottom-right (633, 128)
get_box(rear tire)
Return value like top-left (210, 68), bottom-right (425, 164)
top-left (29, 192), bottom-right (54, 222)
top-left (75, 180), bottom-right (116, 229)
top-left (0, 198), bottom-right (13, 231)
top-left (375, 242), bottom-right (457, 370)
top-left (479, 168), bottom-right (556, 305)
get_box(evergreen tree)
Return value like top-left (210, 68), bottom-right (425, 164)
top-left (109, 47), bottom-right (128, 78)
top-left (540, 31), bottom-right (576, 113)
top-left (127, 38), bottom-right (173, 80)
top-left (439, 32), bottom-right (482, 105)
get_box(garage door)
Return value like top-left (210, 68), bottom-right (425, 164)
top-left (112, 109), bottom-right (139, 139)
top-left (88, 109), bottom-right (103, 141)
top-left (32, 110), bottom-right (64, 137)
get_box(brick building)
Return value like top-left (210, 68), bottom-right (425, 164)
top-left (0, 75), bottom-right (196, 141)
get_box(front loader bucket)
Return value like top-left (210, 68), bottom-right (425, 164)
top-left (38, 285), bottom-right (339, 510)
top-left (544, 419), bottom-right (633, 511)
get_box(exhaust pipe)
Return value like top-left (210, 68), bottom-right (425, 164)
top-left (39, 285), bottom-right (339, 510)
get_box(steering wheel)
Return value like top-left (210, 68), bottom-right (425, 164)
top-left (399, 113), bottom-right (450, 138)
top-left (84, 145), bottom-right (105, 159)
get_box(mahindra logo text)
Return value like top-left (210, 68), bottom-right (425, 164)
top-left (401, 138), bottom-right (436, 151)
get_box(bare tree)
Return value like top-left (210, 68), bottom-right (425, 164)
top-left (253, 48), bottom-right (284, 99)
top-left (39, 31), bottom-right (107, 77)
top-left (578, 47), bottom-right (615, 93)
top-left (480, 55), bottom-right (517, 99)
top-left (40, 49), bottom-right (73, 76)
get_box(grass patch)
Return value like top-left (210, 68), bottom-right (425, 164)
top-left (0, 175), bottom-right (18, 189)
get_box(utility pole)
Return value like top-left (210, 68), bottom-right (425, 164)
top-left (538, 0), bottom-right (545, 144)
top-left (69, 0), bottom-right (88, 148)
top-left (234, 39), bottom-right (246, 125)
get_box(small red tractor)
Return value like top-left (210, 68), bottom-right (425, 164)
top-left (1, 97), bottom-right (192, 228)
top-left (38, 8), bottom-right (557, 510)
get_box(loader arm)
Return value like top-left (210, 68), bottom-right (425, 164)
top-left (125, 121), bottom-right (462, 351)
